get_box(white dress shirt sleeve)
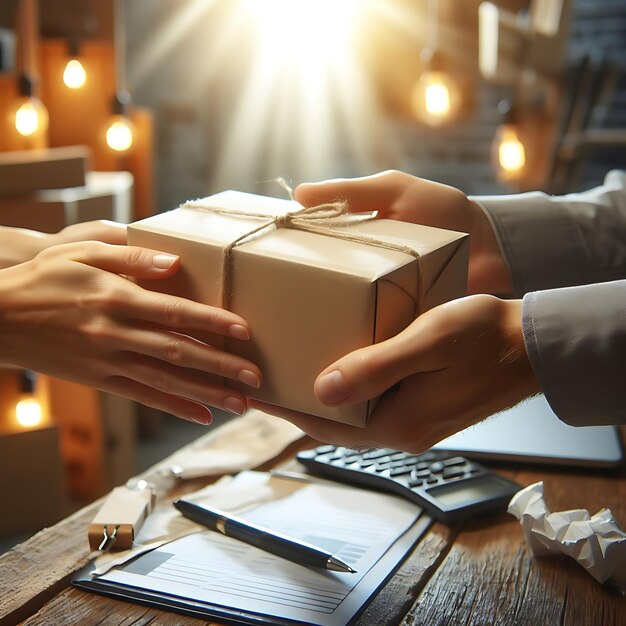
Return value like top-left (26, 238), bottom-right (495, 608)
top-left (471, 171), bottom-right (626, 426)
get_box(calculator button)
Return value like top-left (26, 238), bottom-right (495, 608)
top-left (429, 462), bottom-right (445, 474)
top-left (414, 462), bottom-right (430, 471)
top-left (408, 478), bottom-right (423, 488)
top-left (411, 469), bottom-right (431, 479)
top-left (390, 466), bottom-right (413, 477)
top-left (315, 445), bottom-right (337, 455)
top-left (358, 459), bottom-right (377, 468)
top-left (374, 462), bottom-right (393, 472)
top-left (362, 448), bottom-right (396, 460)
top-left (442, 457), bottom-right (467, 467)
top-left (426, 477), bottom-right (439, 484)
top-left (442, 467), bottom-right (466, 480)
top-left (342, 455), bottom-right (360, 464)
top-left (389, 452), bottom-right (407, 461)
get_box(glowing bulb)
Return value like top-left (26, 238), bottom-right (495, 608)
top-left (106, 115), bottom-right (134, 152)
top-left (411, 71), bottom-right (461, 126)
top-left (15, 397), bottom-right (42, 428)
top-left (63, 58), bottom-right (87, 89)
top-left (493, 124), bottom-right (526, 180)
top-left (14, 97), bottom-right (49, 137)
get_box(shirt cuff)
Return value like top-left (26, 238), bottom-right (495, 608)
top-left (522, 281), bottom-right (626, 426)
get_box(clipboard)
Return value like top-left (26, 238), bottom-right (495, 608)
top-left (74, 473), bottom-right (432, 625)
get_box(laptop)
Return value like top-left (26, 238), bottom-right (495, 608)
top-left (434, 394), bottom-right (624, 468)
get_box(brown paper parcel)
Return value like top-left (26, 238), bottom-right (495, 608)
top-left (128, 190), bottom-right (469, 427)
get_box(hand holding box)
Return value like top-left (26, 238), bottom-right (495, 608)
top-left (129, 191), bottom-right (468, 425)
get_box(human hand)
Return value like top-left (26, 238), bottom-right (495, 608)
top-left (50, 219), bottom-right (128, 247)
top-left (296, 171), bottom-right (512, 295)
top-left (0, 242), bottom-right (262, 424)
top-left (251, 295), bottom-right (540, 452)
top-left (0, 220), bottom-right (128, 269)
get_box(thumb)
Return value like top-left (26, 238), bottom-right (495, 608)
top-left (295, 170), bottom-right (413, 213)
top-left (74, 242), bottom-right (181, 278)
top-left (314, 319), bottom-right (434, 406)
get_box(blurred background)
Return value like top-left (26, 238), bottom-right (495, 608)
top-left (0, 0), bottom-right (624, 549)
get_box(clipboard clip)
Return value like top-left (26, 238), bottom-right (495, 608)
top-left (98, 525), bottom-right (120, 552)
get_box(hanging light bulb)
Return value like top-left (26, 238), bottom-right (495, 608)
top-left (15, 371), bottom-right (43, 429)
top-left (105, 91), bottom-right (134, 152)
top-left (411, 58), bottom-right (461, 125)
top-left (411, 2), bottom-right (461, 128)
top-left (63, 58), bottom-right (87, 89)
top-left (12, 73), bottom-right (49, 138)
top-left (63, 39), bottom-right (87, 89)
top-left (492, 100), bottom-right (526, 181)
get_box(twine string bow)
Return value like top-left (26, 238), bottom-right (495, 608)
top-left (182, 182), bottom-right (422, 310)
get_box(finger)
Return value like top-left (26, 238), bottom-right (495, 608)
top-left (119, 287), bottom-right (252, 339)
top-left (72, 243), bottom-right (252, 339)
top-left (69, 241), bottom-right (181, 278)
top-left (106, 326), bottom-right (261, 388)
top-left (294, 170), bottom-right (413, 212)
top-left (105, 376), bottom-right (213, 424)
top-left (111, 353), bottom-right (250, 416)
top-left (314, 318), bottom-right (443, 407)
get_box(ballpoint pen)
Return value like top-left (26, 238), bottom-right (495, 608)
top-left (173, 499), bottom-right (356, 573)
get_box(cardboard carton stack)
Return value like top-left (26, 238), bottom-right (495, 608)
top-left (0, 145), bottom-right (133, 232)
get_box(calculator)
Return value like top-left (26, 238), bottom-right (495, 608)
top-left (296, 445), bottom-right (521, 525)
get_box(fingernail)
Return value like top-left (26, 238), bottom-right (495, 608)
top-left (190, 407), bottom-right (212, 425)
top-left (229, 324), bottom-right (250, 340)
top-left (224, 397), bottom-right (246, 416)
top-left (238, 369), bottom-right (261, 389)
top-left (152, 253), bottom-right (178, 269)
top-left (315, 370), bottom-right (351, 405)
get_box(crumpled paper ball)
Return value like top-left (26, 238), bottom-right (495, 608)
top-left (508, 481), bottom-right (626, 592)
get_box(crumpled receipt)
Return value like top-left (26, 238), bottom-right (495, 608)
top-left (508, 481), bottom-right (626, 592)
top-left (152, 408), bottom-right (304, 480)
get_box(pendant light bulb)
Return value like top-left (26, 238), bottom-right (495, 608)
top-left (411, 50), bottom-right (461, 126)
top-left (63, 58), bottom-right (87, 89)
top-left (14, 96), bottom-right (48, 137)
top-left (492, 101), bottom-right (526, 181)
top-left (106, 115), bottom-right (134, 152)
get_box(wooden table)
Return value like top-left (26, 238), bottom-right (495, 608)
top-left (1, 433), bottom-right (625, 626)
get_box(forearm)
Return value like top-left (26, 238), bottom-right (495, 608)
top-left (0, 226), bottom-right (50, 269)
top-left (472, 170), bottom-right (626, 296)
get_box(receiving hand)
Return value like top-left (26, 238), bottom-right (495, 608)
top-left (296, 171), bottom-right (512, 295)
top-left (0, 242), bottom-right (262, 424)
top-left (251, 295), bottom-right (540, 452)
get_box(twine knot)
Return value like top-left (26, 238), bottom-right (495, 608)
top-left (182, 182), bottom-right (421, 310)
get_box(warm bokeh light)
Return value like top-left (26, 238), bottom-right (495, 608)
top-left (63, 58), bottom-right (87, 89)
top-left (14, 97), bottom-right (49, 137)
top-left (411, 71), bottom-right (460, 126)
top-left (15, 397), bottom-right (43, 428)
top-left (243, 0), bottom-right (359, 66)
top-left (106, 116), bottom-right (134, 152)
top-left (495, 124), bottom-right (526, 178)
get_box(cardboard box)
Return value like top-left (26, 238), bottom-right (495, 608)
top-left (128, 191), bottom-right (468, 426)
top-left (0, 425), bottom-right (64, 534)
top-left (0, 171), bottom-right (134, 232)
top-left (0, 145), bottom-right (89, 197)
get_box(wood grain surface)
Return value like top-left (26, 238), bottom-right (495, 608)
top-left (1, 436), bottom-right (625, 626)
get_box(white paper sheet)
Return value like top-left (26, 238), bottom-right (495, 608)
top-left (95, 472), bottom-right (427, 625)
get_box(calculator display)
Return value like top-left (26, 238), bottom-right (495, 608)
top-left (426, 475), bottom-right (513, 508)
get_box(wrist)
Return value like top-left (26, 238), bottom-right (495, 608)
top-left (501, 299), bottom-right (541, 398)
top-left (468, 200), bottom-right (513, 295)
top-left (0, 228), bottom-right (51, 269)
